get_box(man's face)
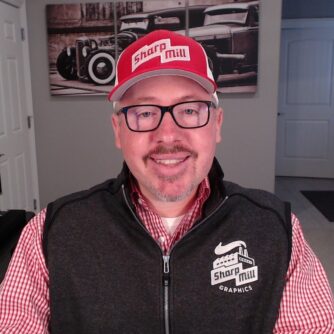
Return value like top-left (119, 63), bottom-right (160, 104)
top-left (112, 75), bottom-right (223, 206)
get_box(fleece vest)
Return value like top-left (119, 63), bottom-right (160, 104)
top-left (43, 159), bottom-right (291, 334)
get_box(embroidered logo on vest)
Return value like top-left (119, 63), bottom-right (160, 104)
top-left (211, 240), bottom-right (258, 294)
top-left (132, 38), bottom-right (190, 71)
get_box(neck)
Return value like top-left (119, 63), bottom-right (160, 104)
top-left (144, 191), bottom-right (197, 217)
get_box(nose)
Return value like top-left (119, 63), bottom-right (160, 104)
top-left (152, 111), bottom-right (182, 143)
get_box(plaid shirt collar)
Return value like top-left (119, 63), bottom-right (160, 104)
top-left (130, 176), bottom-right (211, 253)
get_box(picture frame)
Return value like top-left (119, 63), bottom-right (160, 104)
top-left (47, 1), bottom-right (259, 96)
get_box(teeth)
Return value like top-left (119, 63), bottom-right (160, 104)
top-left (155, 159), bottom-right (182, 165)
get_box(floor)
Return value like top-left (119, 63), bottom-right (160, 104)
top-left (275, 177), bottom-right (334, 291)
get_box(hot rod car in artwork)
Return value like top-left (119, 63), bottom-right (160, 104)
top-left (178, 1), bottom-right (259, 83)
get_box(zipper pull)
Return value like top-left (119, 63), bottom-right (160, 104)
top-left (163, 255), bottom-right (170, 274)
top-left (163, 255), bottom-right (170, 286)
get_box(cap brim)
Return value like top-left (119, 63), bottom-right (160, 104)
top-left (108, 68), bottom-right (217, 102)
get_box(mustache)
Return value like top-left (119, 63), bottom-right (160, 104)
top-left (143, 144), bottom-right (198, 161)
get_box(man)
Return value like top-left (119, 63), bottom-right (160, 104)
top-left (0, 30), bottom-right (333, 333)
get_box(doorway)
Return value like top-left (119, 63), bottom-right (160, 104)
top-left (0, 0), bottom-right (39, 211)
top-left (276, 19), bottom-right (334, 178)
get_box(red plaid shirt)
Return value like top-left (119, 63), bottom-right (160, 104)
top-left (0, 180), bottom-right (333, 333)
top-left (131, 177), bottom-right (210, 254)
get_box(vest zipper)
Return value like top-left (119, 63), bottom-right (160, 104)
top-left (121, 184), bottom-right (229, 334)
top-left (121, 186), bottom-right (171, 333)
top-left (163, 255), bottom-right (170, 334)
top-left (158, 195), bottom-right (228, 334)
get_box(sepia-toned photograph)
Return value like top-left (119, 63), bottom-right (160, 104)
top-left (47, 1), bottom-right (260, 97)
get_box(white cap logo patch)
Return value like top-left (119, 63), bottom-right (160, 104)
top-left (132, 38), bottom-right (190, 72)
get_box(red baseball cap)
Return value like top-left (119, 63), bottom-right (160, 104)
top-left (108, 30), bottom-right (218, 102)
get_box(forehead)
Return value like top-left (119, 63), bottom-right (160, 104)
top-left (119, 75), bottom-right (210, 106)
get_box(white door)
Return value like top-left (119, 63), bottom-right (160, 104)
top-left (276, 19), bottom-right (334, 178)
top-left (0, 1), bottom-right (39, 211)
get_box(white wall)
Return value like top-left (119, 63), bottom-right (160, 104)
top-left (26, 0), bottom-right (282, 208)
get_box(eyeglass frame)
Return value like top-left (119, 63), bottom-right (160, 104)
top-left (116, 100), bottom-right (215, 133)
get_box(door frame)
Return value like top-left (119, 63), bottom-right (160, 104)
top-left (1, 0), bottom-right (40, 211)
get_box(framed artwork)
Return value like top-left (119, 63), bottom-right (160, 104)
top-left (46, 0), bottom-right (259, 96)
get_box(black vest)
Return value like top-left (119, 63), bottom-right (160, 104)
top-left (43, 159), bottom-right (291, 334)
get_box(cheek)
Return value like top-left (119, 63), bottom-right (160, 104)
top-left (192, 130), bottom-right (217, 162)
top-left (118, 131), bottom-right (150, 161)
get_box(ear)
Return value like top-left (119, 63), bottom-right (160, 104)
top-left (215, 107), bottom-right (224, 143)
top-left (111, 113), bottom-right (122, 149)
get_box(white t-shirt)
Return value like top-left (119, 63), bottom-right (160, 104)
top-left (161, 215), bottom-right (184, 236)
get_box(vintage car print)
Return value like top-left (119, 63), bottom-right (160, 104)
top-left (55, 1), bottom-right (259, 88)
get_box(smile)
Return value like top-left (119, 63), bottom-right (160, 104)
top-left (143, 145), bottom-right (198, 169)
top-left (153, 157), bottom-right (188, 165)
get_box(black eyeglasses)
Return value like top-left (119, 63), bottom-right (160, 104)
top-left (117, 100), bottom-right (213, 132)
